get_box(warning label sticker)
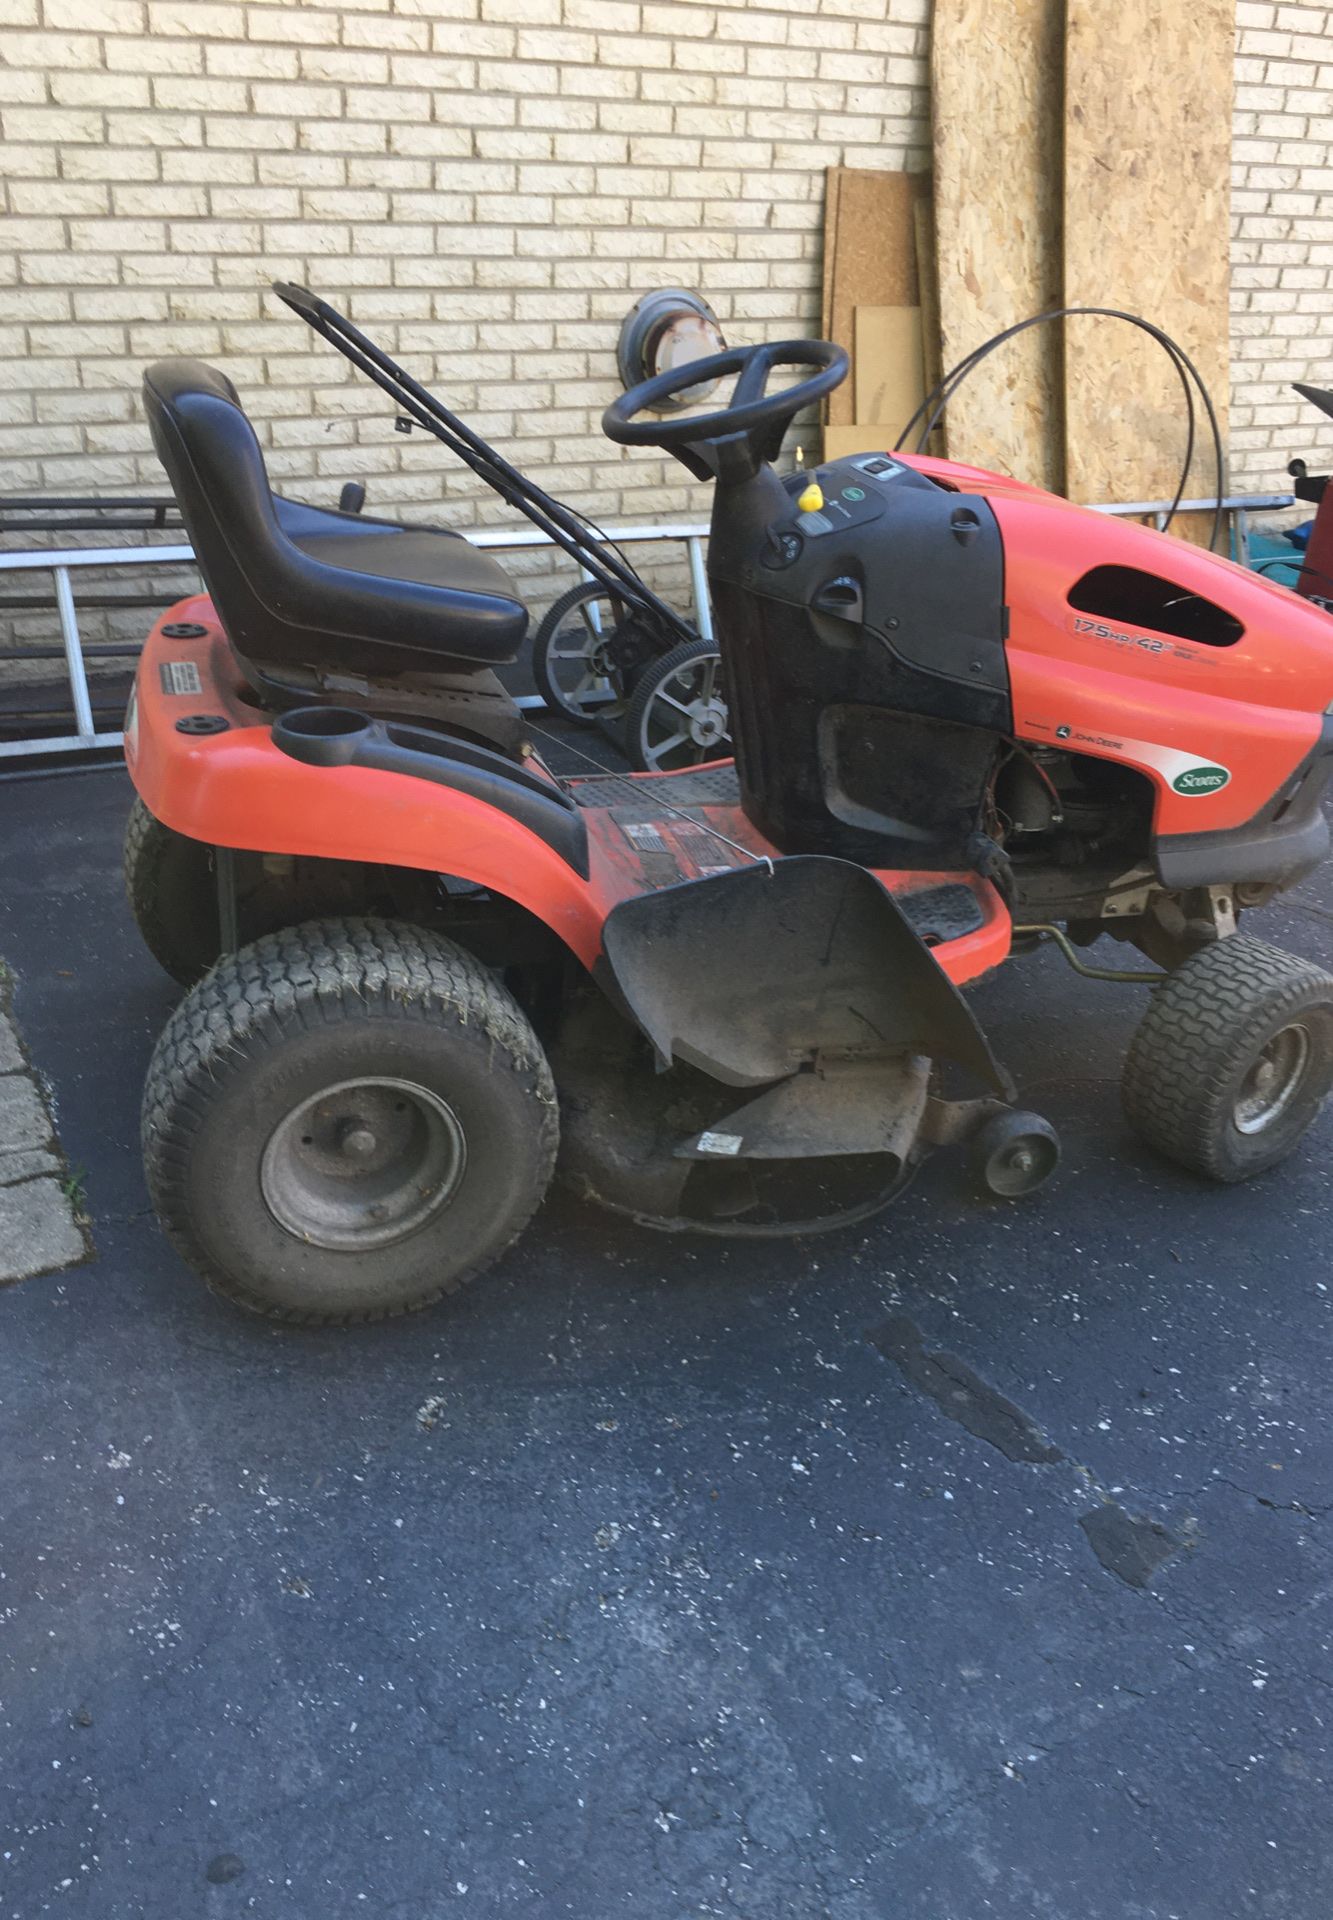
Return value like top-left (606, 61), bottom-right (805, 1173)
top-left (613, 809), bottom-right (753, 883)
top-left (159, 660), bottom-right (203, 697)
top-left (696, 1131), bottom-right (743, 1157)
top-left (621, 821), bottom-right (669, 853)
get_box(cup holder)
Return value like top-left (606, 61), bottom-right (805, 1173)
top-left (272, 705), bottom-right (374, 767)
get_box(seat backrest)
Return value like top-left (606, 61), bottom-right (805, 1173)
top-left (142, 359), bottom-right (293, 665)
top-left (142, 360), bottom-right (529, 679)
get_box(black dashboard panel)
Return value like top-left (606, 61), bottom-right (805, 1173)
top-left (752, 455), bottom-right (1009, 698)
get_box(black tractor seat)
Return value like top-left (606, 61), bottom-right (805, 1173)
top-left (143, 359), bottom-right (529, 686)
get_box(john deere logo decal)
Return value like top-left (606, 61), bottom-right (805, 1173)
top-left (1172, 764), bottom-right (1230, 796)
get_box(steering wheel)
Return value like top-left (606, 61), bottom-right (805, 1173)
top-left (601, 340), bottom-right (848, 480)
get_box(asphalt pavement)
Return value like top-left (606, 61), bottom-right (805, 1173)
top-left (1, 761), bottom-right (1331, 1920)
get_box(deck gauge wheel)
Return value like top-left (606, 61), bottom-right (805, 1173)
top-left (972, 1110), bottom-right (1062, 1197)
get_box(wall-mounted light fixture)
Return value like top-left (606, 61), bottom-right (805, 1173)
top-left (616, 290), bottom-right (728, 412)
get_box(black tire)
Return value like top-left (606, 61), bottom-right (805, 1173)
top-left (531, 580), bottom-right (631, 724)
top-left (142, 917), bottom-right (559, 1324)
top-left (1122, 935), bottom-right (1333, 1182)
top-left (623, 639), bottom-right (730, 773)
top-left (123, 796), bottom-right (220, 986)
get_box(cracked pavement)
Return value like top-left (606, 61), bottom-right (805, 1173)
top-left (0, 764), bottom-right (1330, 1919)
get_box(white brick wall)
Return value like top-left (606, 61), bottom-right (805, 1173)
top-left (0, 0), bottom-right (1331, 650)
top-left (1232, 2), bottom-right (1333, 503)
top-left (0, 0), bottom-right (933, 639)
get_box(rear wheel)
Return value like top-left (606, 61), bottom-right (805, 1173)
top-left (142, 917), bottom-right (558, 1323)
top-left (123, 795), bottom-right (219, 986)
top-left (1122, 935), bottom-right (1333, 1181)
top-left (623, 639), bottom-right (730, 773)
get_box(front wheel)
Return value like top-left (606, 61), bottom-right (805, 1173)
top-left (1121, 935), bottom-right (1333, 1181)
top-left (623, 640), bottom-right (731, 773)
top-left (141, 918), bottom-right (559, 1323)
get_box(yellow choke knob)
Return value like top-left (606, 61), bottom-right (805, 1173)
top-left (797, 481), bottom-right (824, 514)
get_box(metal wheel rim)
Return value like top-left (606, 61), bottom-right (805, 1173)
top-left (544, 594), bottom-right (624, 715)
top-left (1234, 1023), bottom-right (1311, 1134)
top-left (637, 652), bottom-right (729, 771)
top-left (261, 1075), bottom-right (467, 1251)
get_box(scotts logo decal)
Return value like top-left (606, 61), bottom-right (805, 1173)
top-left (1023, 722), bottom-right (1236, 799)
top-left (1171, 764), bottom-right (1231, 796)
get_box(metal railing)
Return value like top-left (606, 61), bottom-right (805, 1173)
top-left (1086, 491), bottom-right (1297, 569)
top-left (0, 520), bottom-right (714, 761)
top-left (0, 491), bottom-right (1297, 763)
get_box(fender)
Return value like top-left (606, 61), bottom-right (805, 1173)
top-left (130, 597), bottom-right (1013, 989)
top-left (128, 599), bottom-right (623, 967)
top-left (269, 706), bottom-right (590, 879)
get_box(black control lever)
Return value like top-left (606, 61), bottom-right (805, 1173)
top-left (812, 576), bottom-right (864, 622)
top-left (339, 480), bottom-right (366, 514)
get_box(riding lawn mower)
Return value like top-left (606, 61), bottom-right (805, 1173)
top-left (123, 286), bottom-right (1333, 1324)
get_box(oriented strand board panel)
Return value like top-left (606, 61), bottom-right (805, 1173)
top-left (822, 169), bottom-right (925, 428)
top-left (821, 166), bottom-right (842, 344)
top-left (912, 194), bottom-right (946, 453)
top-left (854, 306), bottom-right (926, 436)
top-left (823, 425), bottom-right (911, 461)
top-left (931, 0), bottom-right (1063, 489)
top-left (1064, 0), bottom-right (1232, 537)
